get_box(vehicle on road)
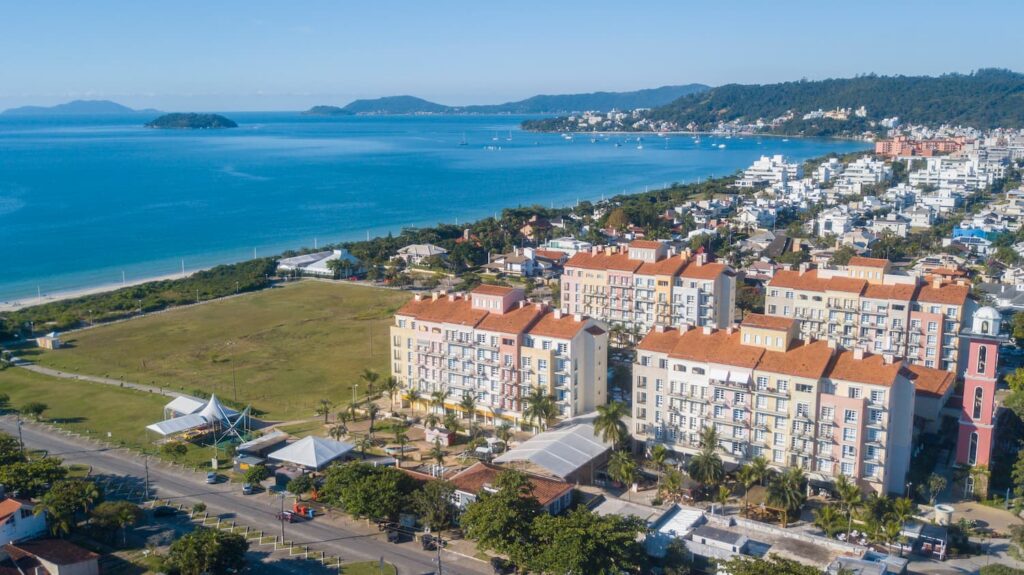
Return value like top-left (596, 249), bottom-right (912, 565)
top-left (152, 505), bottom-right (179, 518)
top-left (387, 528), bottom-right (403, 543)
top-left (206, 472), bottom-right (218, 484)
top-left (242, 483), bottom-right (253, 495)
top-left (275, 511), bottom-right (298, 523)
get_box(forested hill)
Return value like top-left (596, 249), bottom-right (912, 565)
top-left (648, 69), bottom-right (1024, 130)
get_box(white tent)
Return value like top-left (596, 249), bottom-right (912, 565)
top-left (147, 394), bottom-right (238, 437)
top-left (494, 422), bottom-right (610, 479)
top-left (268, 436), bottom-right (354, 470)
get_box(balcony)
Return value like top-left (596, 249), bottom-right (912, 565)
top-left (710, 378), bottom-right (750, 391)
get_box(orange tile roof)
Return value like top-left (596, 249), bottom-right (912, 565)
top-left (450, 462), bottom-right (571, 507)
top-left (827, 350), bottom-right (904, 387)
top-left (476, 305), bottom-right (544, 334)
top-left (825, 277), bottom-right (867, 294)
top-left (848, 256), bottom-right (890, 268)
top-left (680, 261), bottom-right (730, 280)
top-left (0, 499), bottom-right (22, 523)
top-left (670, 329), bottom-right (764, 368)
top-left (527, 311), bottom-right (587, 340)
top-left (862, 283), bottom-right (918, 301)
top-left (564, 251), bottom-right (642, 272)
top-left (472, 284), bottom-right (518, 296)
top-left (757, 340), bottom-right (835, 379)
top-left (396, 295), bottom-right (488, 327)
top-left (741, 314), bottom-right (795, 331)
top-left (637, 327), bottom-right (685, 354)
top-left (637, 255), bottom-right (688, 276)
top-left (915, 283), bottom-right (969, 306)
top-left (904, 363), bottom-right (955, 398)
top-left (629, 240), bottom-right (664, 249)
top-left (534, 249), bottom-right (567, 261)
top-left (767, 269), bottom-right (830, 292)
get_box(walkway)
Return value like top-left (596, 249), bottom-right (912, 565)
top-left (12, 360), bottom-right (187, 399)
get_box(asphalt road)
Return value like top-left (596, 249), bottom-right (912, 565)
top-left (0, 417), bottom-right (490, 575)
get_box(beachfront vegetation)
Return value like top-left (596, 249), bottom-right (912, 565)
top-left (21, 281), bottom-right (407, 419)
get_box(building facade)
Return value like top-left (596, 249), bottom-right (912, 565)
top-left (390, 286), bottom-right (608, 427)
top-left (561, 242), bottom-right (736, 338)
top-left (632, 314), bottom-right (918, 495)
top-left (956, 307), bottom-right (1005, 476)
top-left (764, 257), bottom-right (973, 372)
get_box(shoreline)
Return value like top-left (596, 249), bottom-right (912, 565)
top-left (520, 128), bottom-right (871, 142)
top-left (0, 271), bottom-right (195, 313)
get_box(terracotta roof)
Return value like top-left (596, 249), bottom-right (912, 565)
top-left (904, 363), bottom-right (956, 398)
top-left (916, 283), bottom-right (969, 306)
top-left (825, 276), bottom-right (867, 294)
top-left (629, 240), bottom-right (664, 249)
top-left (862, 283), bottom-right (918, 301)
top-left (534, 249), bottom-right (567, 261)
top-left (5, 540), bottom-right (99, 566)
top-left (767, 269), bottom-right (830, 292)
top-left (741, 314), bottom-right (795, 331)
top-left (396, 295), bottom-right (488, 327)
top-left (848, 256), bottom-right (890, 268)
top-left (0, 499), bottom-right (22, 523)
top-left (670, 329), bottom-right (764, 368)
top-left (637, 255), bottom-right (688, 276)
top-left (637, 327), bottom-right (685, 354)
top-left (476, 304), bottom-right (544, 334)
top-left (827, 350), bottom-right (904, 387)
top-left (564, 251), bottom-right (642, 272)
top-left (757, 340), bottom-right (835, 379)
top-left (450, 462), bottom-right (571, 507)
top-left (680, 261), bottom-right (730, 280)
top-left (527, 311), bottom-right (588, 340)
top-left (472, 284), bottom-right (518, 296)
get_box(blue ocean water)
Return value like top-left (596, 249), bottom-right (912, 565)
top-left (0, 113), bottom-right (868, 302)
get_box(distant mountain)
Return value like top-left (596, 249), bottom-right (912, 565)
top-left (1, 99), bottom-right (158, 116)
top-left (315, 84), bottom-right (711, 116)
top-left (145, 113), bottom-right (237, 129)
top-left (302, 105), bottom-right (354, 116)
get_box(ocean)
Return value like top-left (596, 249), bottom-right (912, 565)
top-left (0, 112), bottom-right (868, 303)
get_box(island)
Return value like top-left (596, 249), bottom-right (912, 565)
top-left (144, 113), bottom-right (238, 129)
top-left (1, 99), bottom-right (158, 116)
top-left (301, 105), bottom-right (353, 116)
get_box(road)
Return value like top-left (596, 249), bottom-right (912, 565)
top-left (0, 417), bottom-right (490, 575)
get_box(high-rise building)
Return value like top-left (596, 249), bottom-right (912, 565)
top-left (390, 285), bottom-right (608, 427)
top-left (632, 314), bottom-right (923, 495)
top-left (561, 241), bottom-right (736, 337)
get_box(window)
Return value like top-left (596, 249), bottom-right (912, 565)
top-left (843, 428), bottom-right (857, 441)
top-left (756, 376), bottom-right (769, 390)
top-left (865, 463), bottom-right (880, 477)
top-left (557, 343), bottom-right (568, 354)
top-left (844, 409), bottom-right (858, 423)
top-left (848, 387), bottom-right (861, 399)
top-left (756, 396), bottom-right (768, 410)
top-left (968, 432), bottom-right (979, 465)
top-left (733, 408), bottom-right (745, 422)
top-left (841, 462), bottom-right (855, 476)
top-left (842, 445), bottom-right (856, 459)
top-left (797, 403), bottom-right (810, 417)
top-left (928, 321), bottom-right (937, 333)
top-left (870, 390), bottom-right (885, 404)
top-left (692, 367), bottom-right (705, 375)
top-left (978, 345), bottom-right (988, 374)
top-left (659, 358), bottom-right (668, 369)
top-left (973, 386), bottom-right (984, 420)
top-left (714, 388), bottom-right (726, 401)
top-left (777, 380), bottom-right (789, 392)
top-left (820, 407), bottom-right (834, 421)
top-left (521, 357), bottom-right (531, 369)
top-left (795, 383), bottom-right (813, 393)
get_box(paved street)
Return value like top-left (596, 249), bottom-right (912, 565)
top-left (0, 416), bottom-right (490, 575)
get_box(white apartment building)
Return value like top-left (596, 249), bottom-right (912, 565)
top-left (735, 155), bottom-right (803, 188)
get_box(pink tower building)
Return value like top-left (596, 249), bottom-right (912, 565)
top-left (956, 306), bottom-right (1005, 471)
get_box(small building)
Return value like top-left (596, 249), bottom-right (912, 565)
top-left (449, 462), bottom-right (573, 515)
top-left (827, 550), bottom-right (908, 575)
top-left (0, 497), bottom-right (47, 543)
top-left (493, 421), bottom-right (611, 484)
top-left (906, 364), bottom-right (956, 434)
top-left (276, 249), bottom-right (362, 278)
top-left (395, 244), bottom-right (448, 266)
top-left (35, 332), bottom-right (61, 350)
top-left (643, 504), bottom-right (706, 558)
top-left (1, 540), bottom-right (100, 575)
top-left (268, 436), bottom-right (354, 471)
top-left (424, 427), bottom-right (457, 447)
top-left (236, 430), bottom-right (289, 457)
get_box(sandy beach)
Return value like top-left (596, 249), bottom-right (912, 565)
top-left (0, 271), bottom-right (193, 313)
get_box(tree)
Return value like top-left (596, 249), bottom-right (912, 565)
top-left (21, 401), bottom-right (48, 420)
top-left (830, 245), bottom-right (859, 266)
top-left (429, 439), bottom-right (446, 467)
top-left (411, 480), bottom-right (456, 534)
top-left (738, 459), bottom-right (768, 517)
top-left (366, 403), bottom-right (380, 438)
top-left (528, 508), bottom-right (647, 575)
top-left (167, 528), bottom-right (248, 575)
top-left (329, 423), bottom-right (347, 441)
top-left (393, 424), bottom-right (409, 467)
top-left (355, 434), bottom-right (373, 460)
top-left (459, 393), bottom-right (477, 422)
top-left (720, 554), bottom-right (822, 575)
top-left (403, 389), bottom-right (421, 414)
top-left (918, 472), bottom-right (947, 505)
top-left (767, 468), bottom-right (806, 527)
top-left (287, 474), bottom-right (314, 500)
top-left (496, 423), bottom-right (514, 447)
top-left (320, 463), bottom-right (417, 520)
top-left (715, 485), bottom-right (732, 515)
top-left (835, 474), bottom-right (863, 536)
top-left (0, 457), bottom-right (67, 498)
top-left (360, 369), bottom-right (380, 399)
top-left (607, 450), bottom-right (639, 499)
top-left (0, 432), bottom-right (24, 466)
top-left (315, 399), bottom-right (333, 424)
top-left (0, 393), bottom-right (10, 411)
top-left (35, 479), bottom-right (101, 537)
top-left (594, 401), bottom-right (629, 449)
top-left (649, 443), bottom-right (669, 488)
top-left (522, 386), bottom-right (557, 432)
top-left (91, 501), bottom-right (142, 546)
top-left (161, 442), bottom-right (188, 459)
top-left (1013, 314), bottom-right (1024, 346)
top-left (381, 376), bottom-right (401, 412)
top-left (460, 470), bottom-right (542, 566)
top-left (882, 518), bottom-right (905, 556)
top-left (443, 412), bottom-right (462, 436)
top-left (813, 506), bottom-right (844, 538)
top-left (606, 208), bottom-right (629, 230)
top-left (424, 411), bottom-right (441, 429)
top-left (244, 464), bottom-right (270, 485)
top-left (430, 388), bottom-right (449, 415)
top-left (660, 468), bottom-right (686, 502)
top-left (688, 426), bottom-right (724, 488)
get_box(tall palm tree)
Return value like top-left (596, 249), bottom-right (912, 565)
top-left (835, 474), bottom-right (863, 536)
top-left (649, 444), bottom-right (668, 488)
top-left (607, 450), bottom-right (638, 500)
top-left (496, 423), bottom-right (514, 447)
top-left (891, 497), bottom-right (916, 527)
top-left (459, 394), bottom-right (477, 422)
top-left (746, 455), bottom-right (771, 486)
top-left (429, 439), bottom-right (446, 467)
top-left (813, 506), bottom-right (844, 538)
top-left (737, 465), bottom-right (758, 517)
top-left (366, 403), bottom-right (380, 439)
top-left (393, 425), bottom-right (409, 468)
top-left (361, 369), bottom-right (380, 400)
top-left (688, 449), bottom-right (724, 489)
top-left (355, 434), bottom-right (373, 460)
top-left (404, 389), bottom-right (421, 415)
top-left (329, 424), bottom-right (346, 441)
top-left (443, 412), bottom-right (462, 435)
top-left (424, 412), bottom-right (441, 429)
top-left (315, 399), bottom-right (333, 424)
top-left (594, 401), bottom-right (629, 449)
top-left (882, 516), bottom-right (905, 556)
top-left (715, 485), bottom-right (731, 516)
top-left (381, 376), bottom-right (401, 412)
top-left (767, 467), bottom-right (806, 528)
top-left (430, 388), bottom-right (449, 416)
top-left (522, 386), bottom-right (556, 432)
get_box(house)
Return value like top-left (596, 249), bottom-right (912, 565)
top-left (394, 244), bottom-right (448, 266)
top-left (842, 228), bottom-right (878, 253)
top-left (905, 206), bottom-right (935, 229)
top-left (1, 540), bottom-right (99, 575)
top-left (0, 497), bottom-right (47, 543)
top-left (816, 207), bottom-right (855, 236)
top-left (870, 213), bottom-right (910, 238)
top-left (519, 215), bottom-right (552, 241)
top-left (543, 237), bottom-right (593, 256)
top-left (685, 524), bottom-right (770, 572)
top-left (35, 332), bottom-right (61, 350)
top-left (449, 462), bottom-right (573, 515)
top-left (276, 249), bottom-right (362, 278)
top-left (482, 249), bottom-right (538, 277)
top-left (906, 363), bottom-right (957, 434)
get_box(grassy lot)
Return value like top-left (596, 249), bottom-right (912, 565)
top-left (23, 281), bottom-right (410, 421)
top-left (341, 561), bottom-right (397, 575)
top-left (0, 367), bottom-right (216, 467)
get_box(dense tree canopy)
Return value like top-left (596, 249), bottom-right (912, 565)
top-left (319, 462), bottom-right (417, 520)
top-left (166, 528), bottom-right (248, 575)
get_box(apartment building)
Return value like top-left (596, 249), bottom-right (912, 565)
top-left (632, 314), bottom-right (917, 495)
top-left (764, 257), bottom-right (972, 372)
top-left (390, 285), bottom-right (608, 427)
top-left (735, 155), bottom-right (803, 188)
top-left (561, 241), bottom-right (736, 337)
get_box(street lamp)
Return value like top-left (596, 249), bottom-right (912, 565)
top-left (16, 416), bottom-right (24, 457)
top-left (279, 492), bottom-right (287, 540)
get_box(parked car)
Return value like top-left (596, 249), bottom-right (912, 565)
top-left (152, 505), bottom-right (179, 518)
top-left (206, 472), bottom-right (218, 484)
top-left (275, 511), bottom-right (298, 523)
top-left (242, 483), bottom-right (253, 495)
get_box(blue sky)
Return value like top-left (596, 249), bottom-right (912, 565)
top-left (1, 0), bottom-right (1022, 111)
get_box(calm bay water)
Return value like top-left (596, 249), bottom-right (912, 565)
top-left (0, 113), bottom-right (868, 302)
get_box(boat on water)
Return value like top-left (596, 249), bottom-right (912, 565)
top-left (590, 137), bottom-right (598, 143)
top-left (506, 130), bottom-right (512, 141)
top-left (492, 132), bottom-right (499, 141)
top-left (458, 132), bottom-right (468, 146)
top-left (718, 143), bottom-right (726, 149)
top-left (614, 142), bottom-right (622, 148)
top-left (636, 137), bottom-right (644, 150)
top-left (782, 138), bottom-right (789, 142)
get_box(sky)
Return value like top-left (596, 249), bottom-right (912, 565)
top-left (1, 0), bottom-right (1023, 111)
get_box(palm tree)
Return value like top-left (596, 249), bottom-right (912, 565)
top-left (594, 401), bottom-right (629, 449)
top-left (746, 455), bottom-right (770, 486)
top-left (882, 516), bottom-right (906, 556)
top-left (607, 450), bottom-right (638, 500)
top-left (737, 465), bottom-right (758, 517)
top-left (767, 468), bottom-right (806, 528)
top-left (660, 468), bottom-right (685, 502)
top-left (813, 506), bottom-right (844, 538)
top-left (355, 434), bottom-right (373, 460)
top-left (522, 386), bottom-right (556, 432)
top-left (715, 485), bottom-right (731, 516)
top-left (328, 424), bottom-right (346, 441)
top-left (404, 389), bottom-right (421, 415)
top-left (424, 412), bottom-right (441, 429)
top-left (366, 403), bottom-right (380, 439)
top-left (335, 410), bottom-right (349, 428)
top-left (429, 439), bottom-right (446, 467)
top-left (443, 412), bottom-right (462, 435)
top-left (496, 423), bottom-right (514, 447)
top-left (430, 388), bottom-right (449, 416)
top-left (381, 376), bottom-right (401, 412)
top-left (649, 444), bottom-right (668, 488)
top-left (459, 394), bottom-right (477, 422)
top-left (835, 474), bottom-right (863, 536)
top-left (393, 425), bottom-right (409, 468)
top-left (361, 369), bottom-right (380, 400)
top-left (315, 399), bottom-right (333, 424)
top-left (688, 427), bottom-right (724, 488)
top-left (891, 497), bottom-right (916, 527)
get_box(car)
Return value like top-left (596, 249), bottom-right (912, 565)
top-left (386, 528), bottom-right (402, 543)
top-left (206, 472), bottom-right (218, 484)
top-left (241, 483), bottom-right (253, 495)
top-left (152, 505), bottom-right (179, 518)
top-left (275, 511), bottom-right (297, 523)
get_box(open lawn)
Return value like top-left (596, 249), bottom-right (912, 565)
top-left (23, 281), bottom-right (410, 420)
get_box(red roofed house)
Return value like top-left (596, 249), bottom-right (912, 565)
top-left (1, 540), bottom-right (99, 575)
top-left (0, 497), bottom-right (47, 544)
top-left (390, 285), bottom-right (608, 429)
top-left (450, 462), bottom-right (573, 515)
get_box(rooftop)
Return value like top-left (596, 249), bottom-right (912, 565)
top-left (904, 363), bottom-right (956, 398)
top-left (449, 462), bottom-right (572, 507)
top-left (741, 313), bottom-right (795, 331)
top-left (848, 256), bottom-right (891, 268)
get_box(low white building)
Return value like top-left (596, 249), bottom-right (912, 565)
top-left (394, 243), bottom-right (448, 266)
top-left (277, 249), bottom-right (362, 277)
top-left (542, 237), bottom-right (593, 256)
top-left (870, 213), bottom-right (910, 238)
top-left (0, 497), bottom-right (47, 543)
top-left (735, 155), bottom-right (802, 188)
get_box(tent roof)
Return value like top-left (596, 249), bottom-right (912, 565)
top-left (268, 436), bottom-right (354, 470)
top-left (197, 394), bottom-right (236, 421)
top-left (148, 395), bottom-right (239, 436)
top-left (237, 430), bottom-right (289, 453)
top-left (146, 414), bottom-right (209, 436)
top-left (164, 396), bottom-right (206, 415)
top-left (494, 422), bottom-right (609, 478)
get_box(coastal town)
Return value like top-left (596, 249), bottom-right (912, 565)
top-left (4, 111), bottom-right (1024, 575)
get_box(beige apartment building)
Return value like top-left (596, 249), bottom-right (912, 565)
top-left (561, 241), bottom-right (736, 338)
top-left (764, 257), bottom-right (973, 372)
top-left (390, 285), bottom-right (608, 427)
top-left (632, 314), bottom-right (921, 495)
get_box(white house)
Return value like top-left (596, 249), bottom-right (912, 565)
top-left (277, 249), bottom-right (362, 277)
top-left (394, 244), bottom-right (448, 266)
top-left (0, 498), bottom-right (47, 543)
top-left (870, 213), bottom-right (910, 238)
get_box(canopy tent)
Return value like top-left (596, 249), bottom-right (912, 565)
top-left (494, 422), bottom-right (610, 480)
top-left (147, 394), bottom-right (243, 437)
top-left (268, 436), bottom-right (354, 470)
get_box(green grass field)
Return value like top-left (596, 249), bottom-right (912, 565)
top-left (23, 281), bottom-right (410, 420)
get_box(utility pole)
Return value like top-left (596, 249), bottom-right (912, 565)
top-left (144, 457), bottom-right (151, 500)
top-left (435, 535), bottom-right (443, 575)
top-left (280, 493), bottom-right (286, 540)
top-left (16, 416), bottom-right (24, 457)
